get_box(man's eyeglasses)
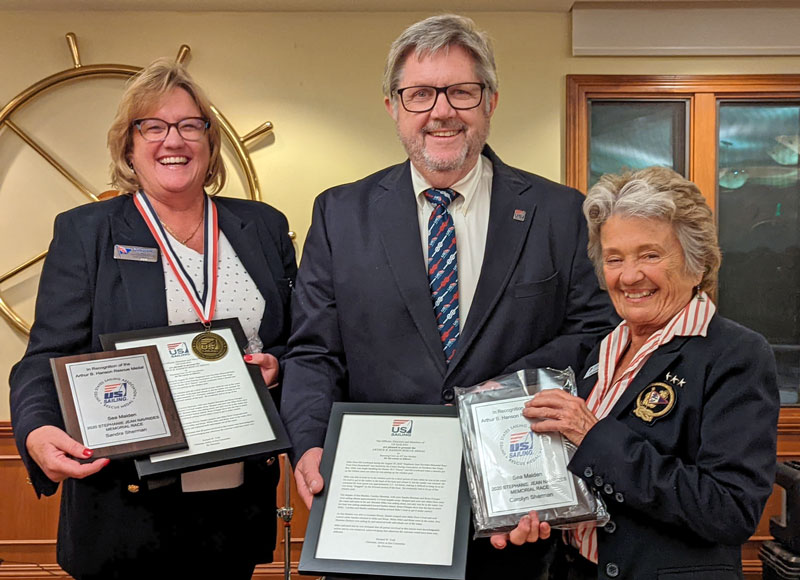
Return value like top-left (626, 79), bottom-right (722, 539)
top-left (395, 83), bottom-right (486, 113)
top-left (133, 117), bottom-right (210, 142)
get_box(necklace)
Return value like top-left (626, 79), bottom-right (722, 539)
top-left (161, 213), bottom-right (203, 245)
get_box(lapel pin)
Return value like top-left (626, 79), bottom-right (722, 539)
top-left (665, 371), bottom-right (686, 387)
top-left (633, 382), bottom-right (676, 424)
top-left (513, 209), bottom-right (526, 222)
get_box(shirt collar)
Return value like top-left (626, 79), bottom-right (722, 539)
top-left (656, 290), bottom-right (716, 342)
top-left (411, 154), bottom-right (489, 216)
top-left (612, 290), bottom-right (717, 350)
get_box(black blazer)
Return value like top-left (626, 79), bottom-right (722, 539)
top-left (570, 314), bottom-right (779, 580)
top-left (9, 194), bottom-right (296, 577)
top-left (280, 147), bottom-right (618, 578)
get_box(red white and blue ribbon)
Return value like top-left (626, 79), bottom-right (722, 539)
top-left (133, 190), bottom-right (219, 326)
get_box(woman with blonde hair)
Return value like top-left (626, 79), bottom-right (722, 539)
top-left (10, 58), bottom-right (295, 579)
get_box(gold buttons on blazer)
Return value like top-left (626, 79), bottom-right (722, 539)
top-left (266, 457), bottom-right (276, 466)
top-left (127, 484), bottom-right (140, 494)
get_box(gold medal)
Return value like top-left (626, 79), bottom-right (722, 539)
top-left (191, 331), bottom-right (228, 361)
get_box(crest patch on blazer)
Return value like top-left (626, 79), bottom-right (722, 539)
top-left (632, 382), bottom-right (676, 424)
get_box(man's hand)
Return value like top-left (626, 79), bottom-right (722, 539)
top-left (490, 511), bottom-right (551, 549)
top-left (26, 425), bottom-right (109, 483)
top-left (244, 353), bottom-right (280, 387)
top-left (295, 447), bottom-right (325, 509)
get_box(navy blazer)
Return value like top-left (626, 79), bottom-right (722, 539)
top-left (570, 314), bottom-right (779, 580)
top-left (9, 194), bottom-right (296, 577)
top-left (280, 147), bottom-right (618, 578)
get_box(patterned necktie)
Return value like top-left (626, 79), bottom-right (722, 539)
top-left (424, 188), bottom-right (459, 362)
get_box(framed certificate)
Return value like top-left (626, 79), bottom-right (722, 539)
top-left (100, 318), bottom-right (291, 478)
top-left (50, 346), bottom-right (187, 459)
top-left (299, 403), bottom-right (470, 580)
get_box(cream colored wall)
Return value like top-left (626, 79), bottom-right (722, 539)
top-left (2, 9), bottom-right (799, 422)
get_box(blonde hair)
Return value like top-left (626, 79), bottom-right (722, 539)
top-left (583, 166), bottom-right (721, 293)
top-left (107, 57), bottom-right (226, 194)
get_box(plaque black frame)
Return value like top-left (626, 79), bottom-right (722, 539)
top-left (298, 402), bottom-right (470, 580)
top-left (50, 346), bottom-right (187, 460)
top-left (101, 318), bottom-right (291, 478)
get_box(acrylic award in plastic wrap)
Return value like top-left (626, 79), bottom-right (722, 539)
top-left (455, 368), bottom-right (609, 538)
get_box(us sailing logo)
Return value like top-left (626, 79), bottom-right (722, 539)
top-left (94, 378), bottom-right (137, 409)
top-left (167, 342), bottom-right (190, 357)
top-left (104, 382), bottom-right (128, 402)
top-left (500, 427), bottom-right (540, 465)
top-left (391, 418), bottom-right (413, 436)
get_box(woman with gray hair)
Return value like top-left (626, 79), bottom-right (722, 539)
top-left (499, 167), bottom-right (779, 579)
top-left (10, 58), bottom-right (295, 579)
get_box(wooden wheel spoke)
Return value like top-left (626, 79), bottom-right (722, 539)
top-left (0, 34), bottom-right (274, 336)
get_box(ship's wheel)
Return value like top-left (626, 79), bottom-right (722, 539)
top-left (0, 33), bottom-right (279, 335)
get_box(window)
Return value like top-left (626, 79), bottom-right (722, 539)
top-left (568, 74), bottom-right (800, 406)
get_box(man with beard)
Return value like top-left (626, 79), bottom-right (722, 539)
top-left (280, 13), bottom-right (616, 579)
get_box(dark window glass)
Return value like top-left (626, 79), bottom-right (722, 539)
top-left (717, 102), bottom-right (800, 405)
top-left (588, 100), bottom-right (688, 188)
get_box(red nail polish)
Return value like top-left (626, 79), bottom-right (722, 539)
top-left (244, 354), bottom-right (253, 362)
top-left (83, 449), bottom-right (93, 458)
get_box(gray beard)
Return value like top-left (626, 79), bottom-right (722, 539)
top-left (398, 120), bottom-right (490, 176)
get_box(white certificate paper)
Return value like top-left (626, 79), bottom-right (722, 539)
top-left (116, 327), bottom-right (275, 462)
top-left (66, 353), bottom-right (170, 448)
top-left (315, 414), bottom-right (462, 566)
top-left (471, 395), bottom-right (576, 516)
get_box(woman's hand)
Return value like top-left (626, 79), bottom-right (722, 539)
top-left (523, 389), bottom-right (598, 446)
top-left (490, 511), bottom-right (551, 549)
top-left (244, 353), bottom-right (279, 387)
top-left (26, 425), bottom-right (110, 483)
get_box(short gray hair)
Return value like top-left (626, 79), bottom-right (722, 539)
top-left (382, 14), bottom-right (498, 105)
top-left (583, 166), bottom-right (721, 293)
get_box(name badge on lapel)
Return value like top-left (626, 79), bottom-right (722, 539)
top-left (584, 363), bottom-right (599, 379)
top-left (114, 244), bottom-right (158, 263)
top-left (632, 382), bottom-right (676, 424)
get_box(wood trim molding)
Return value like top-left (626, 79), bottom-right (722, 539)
top-left (0, 564), bottom-right (70, 578)
top-left (565, 75), bottom-right (587, 191)
top-left (742, 559), bottom-right (762, 576)
top-left (779, 408), bottom-right (800, 435)
top-left (566, 74), bottom-right (800, 96)
top-left (0, 422), bottom-right (18, 461)
top-left (0, 540), bottom-right (57, 546)
top-left (565, 74), bottom-right (800, 193)
top-left (690, 93), bottom-right (717, 212)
